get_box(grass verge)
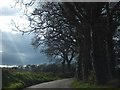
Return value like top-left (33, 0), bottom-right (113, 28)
top-left (2, 69), bottom-right (59, 90)
top-left (71, 79), bottom-right (115, 89)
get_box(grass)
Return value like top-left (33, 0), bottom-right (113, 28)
top-left (71, 79), bottom-right (115, 89)
top-left (2, 69), bottom-right (59, 90)
top-left (7, 83), bottom-right (24, 90)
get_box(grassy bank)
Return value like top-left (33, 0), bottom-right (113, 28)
top-left (2, 69), bottom-right (59, 90)
top-left (71, 80), bottom-right (112, 89)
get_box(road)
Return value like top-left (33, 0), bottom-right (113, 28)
top-left (23, 78), bottom-right (74, 89)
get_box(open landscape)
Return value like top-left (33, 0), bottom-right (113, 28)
top-left (1, 63), bottom-right (75, 89)
top-left (1, 0), bottom-right (120, 89)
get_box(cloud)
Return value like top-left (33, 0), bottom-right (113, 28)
top-left (0, 0), bottom-right (48, 65)
top-left (2, 31), bottom-right (48, 65)
top-left (2, 52), bottom-right (23, 65)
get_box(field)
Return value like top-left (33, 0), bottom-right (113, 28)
top-left (2, 69), bottom-right (59, 90)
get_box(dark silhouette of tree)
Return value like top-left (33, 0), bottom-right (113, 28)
top-left (59, 2), bottom-right (120, 84)
top-left (13, 1), bottom-right (120, 86)
top-left (31, 2), bottom-right (77, 73)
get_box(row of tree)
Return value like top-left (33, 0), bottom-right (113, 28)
top-left (15, 1), bottom-right (120, 85)
top-left (11, 63), bottom-right (75, 73)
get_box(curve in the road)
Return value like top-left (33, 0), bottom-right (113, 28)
top-left (24, 78), bottom-right (74, 89)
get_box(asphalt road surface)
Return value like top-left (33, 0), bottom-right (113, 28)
top-left (24, 78), bottom-right (74, 89)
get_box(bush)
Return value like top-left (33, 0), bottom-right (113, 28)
top-left (57, 72), bottom-right (74, 78)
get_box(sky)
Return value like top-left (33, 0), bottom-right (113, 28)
top-left (0, 0), bottom-right (49, 65)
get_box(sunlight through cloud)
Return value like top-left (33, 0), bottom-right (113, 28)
top-left (0, 50), bottom-right (3, 53)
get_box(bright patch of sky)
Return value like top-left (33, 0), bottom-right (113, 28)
top-left (0, 65), bottom-right (18, 68)
top-left (0, 51), bottom-right (2, 53)
top-left (0, 0), bottom-right (48, 65)
top-left (0, 0), bottom-right (33, 33)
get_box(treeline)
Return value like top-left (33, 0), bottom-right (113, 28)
top-left (16, 2), bottom-right (120, 86)
top-left (7, 63), bottom-right (76, 78)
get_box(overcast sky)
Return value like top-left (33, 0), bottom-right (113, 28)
top-left (0, 0), bottom-right (49, 65)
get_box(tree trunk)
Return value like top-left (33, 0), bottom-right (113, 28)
top-left (83, 27), bottom-right (93, 81)
top-left (67, 61), bottom-right (71, 72)
top-left (92, 30), bottom-right (110, 85)
top-left (62, 60), bottom-right (65, 73)
top-left (107, 37), bottom-right (116, 78)
top-left (106, 3), bottom-right (115, 79)
top-left (77, 39), bottom-right (84, 80)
